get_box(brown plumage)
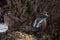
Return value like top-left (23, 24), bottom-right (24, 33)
top-left (4, 14), bottom-right (26, 31)
top-left (41, 20), bottom-right (47, 31)
top-left (33, 11), bottom-right (48, 32)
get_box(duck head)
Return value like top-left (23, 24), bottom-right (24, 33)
top-left (42, 11), bottom-right (48, 18)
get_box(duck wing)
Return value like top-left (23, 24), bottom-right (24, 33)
top-left (33, 18), bottom-right (43, 28)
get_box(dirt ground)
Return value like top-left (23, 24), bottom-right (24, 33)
top-left (0, 0), bottom-right (60, 40)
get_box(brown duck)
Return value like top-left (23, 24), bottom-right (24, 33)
top-left (4, 14), bottom-right (26, 31)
